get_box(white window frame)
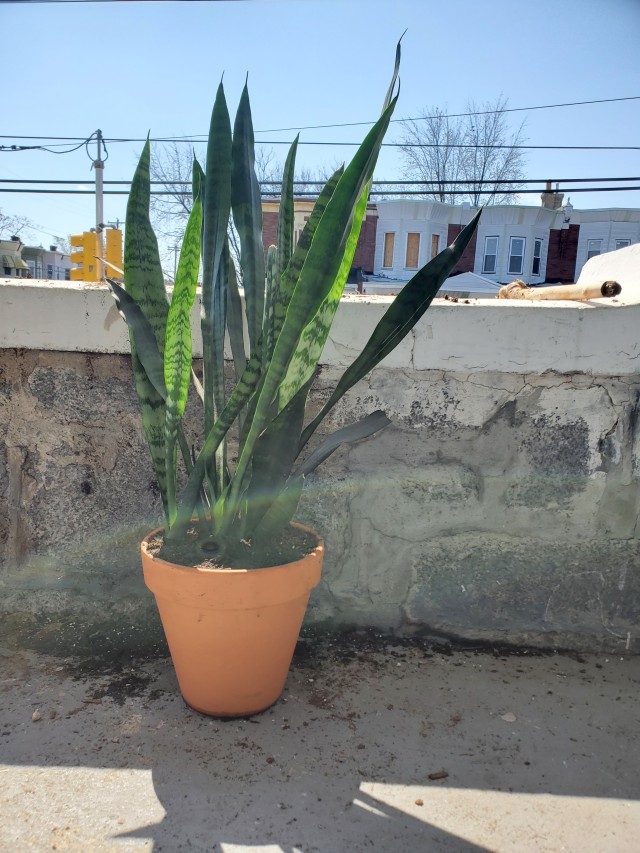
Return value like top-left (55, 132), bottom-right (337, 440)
top-left (615, 239), bottom-right (631, 250)
top-left (482, 236), bottom-right (499, 274)
top-left (508, 236), bottom-right (525, 276)
top-left (532, 239), bottom-right (543, 277)
top-left (587, 239), bottom-right (602, 260)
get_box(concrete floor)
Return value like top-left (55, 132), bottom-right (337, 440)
top-left (1, 637), bottom-right (639, 852)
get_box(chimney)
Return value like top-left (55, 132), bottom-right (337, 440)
top-left (541, 180), bottom-right (565, 210)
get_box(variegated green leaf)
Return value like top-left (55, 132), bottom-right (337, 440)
top-left (221, 95), bottom-right (399, 532)
top-left (164, 196), bottom-right (203, 525)
top-left (299, 210), bottom-right (483, 449)
top-left (231, 82), bottom-right (265, 355)
top-left (124, 138), bottom-right (170, 518)
top-left (201, 83), bottom-right (233, 496)
top-left (169, 350), bottom-right (264, 540)
top-left (276, 184), bottom-right (370, 414)
top-left (263, 245), bottom-right (278, 366)
top-left (276, 136), bottom-right (298, 285)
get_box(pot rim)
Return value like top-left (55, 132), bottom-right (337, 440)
top-left (141, 520), bottom-right (324, 577)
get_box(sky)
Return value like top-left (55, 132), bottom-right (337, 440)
top-left (2, 0), bottom-right (640, 252)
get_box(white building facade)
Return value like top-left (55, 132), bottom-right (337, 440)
top-left (373, 199), bottom-right (640, 286)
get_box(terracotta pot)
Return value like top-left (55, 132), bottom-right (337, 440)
top-left (140, 522), bottom-right (324, 717)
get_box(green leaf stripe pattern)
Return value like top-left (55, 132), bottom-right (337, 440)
top-left (164, 197), bottom-right (203, 525)
top-left (124, 138), bottom-right (171, 517)
top-left (222, 96), bottom-right (398, 532)
top-left (231, 83), bottom-right (265, 355)
top-left (299, 210), bottom-right (483, 449)
top-left (168, 350), bottom-right (264, 540)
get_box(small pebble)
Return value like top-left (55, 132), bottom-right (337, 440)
top-left (415, 798), bottom-right (424, 806)
top-left (31, 710), bottom-right (41, 722)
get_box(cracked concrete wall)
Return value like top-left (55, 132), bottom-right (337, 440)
top-left (1, 348), bottom-right (640, 654)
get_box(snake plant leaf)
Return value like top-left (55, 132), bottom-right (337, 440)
top-left (222, 95), bottom-right (398, 531)
top-left (276, 37), bottom-right (400, 416)
top-left (108, 279), bottom-right (197, 486)
top-left (164, 196), bottom-right (203, 525)
top-left (124, 138), bottom-right (171, 517)
top-left (382, 32), bottom-right (403, 111)
top-left (252, 410), bottom-right (391, 543)
top-left (169, 350), bottom-right (264, 540)
top-left (192, 157), bottom-right (205, 210)
top-left (273, 166), bottom-right (343, 338)
top-left (202, 81), bottom-right (232, 427)
top-left (242, 379), bottom-right (309, 536)
top-left (231, 82), bottom-right (265, 355)
top-left (224, 236), bottom-right (247, 382)
top-left (294, 410), bottom-right (391, 478)
top-left (263, 245), bottom-right (279, 366)
top-left (276, 183), bottom-right (369, 415)
top-left (108, 280), bottom-right (166, 399)
top-left (251, 477), bottom-right (304, 549)
top-left (299, 210), bottom-right (482, 449)
top-left (276, 136), bottom-right (298, 286)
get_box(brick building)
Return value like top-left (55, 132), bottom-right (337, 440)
top-left (262, 199), bottom-right (378, 273)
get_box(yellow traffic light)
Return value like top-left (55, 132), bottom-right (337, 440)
top-left (70, 231), bottom-right (99, 282)
top-left (105, 228), bottom-right (123, 278)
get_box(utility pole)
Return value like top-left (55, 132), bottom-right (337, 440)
top-left (94, 129), bottom-right (105, 279)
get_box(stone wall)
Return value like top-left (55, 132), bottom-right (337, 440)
top-left (1, 280), bottom-right (640, 654)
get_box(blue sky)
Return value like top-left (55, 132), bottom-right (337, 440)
top-left (2, 0), bottom-right (640, 248)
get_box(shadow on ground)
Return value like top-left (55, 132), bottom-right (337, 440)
top-left (1, 632), bottom-right (639, 851)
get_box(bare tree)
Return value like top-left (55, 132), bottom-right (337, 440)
top-left (149, 141), bottom-right (338, 275)
top-left (0, 209), bottom-right (34, 240)
top-left (398, 97), bottom-right (526, 205)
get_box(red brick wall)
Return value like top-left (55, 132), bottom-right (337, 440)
top-left (352, 212), bottom-right (378, 273)
top-left (545, 224), bottom-right (580, 283)
top-left (446, 224), bottom-right (478, 274)
top-left (261, 206), bottom-right (378, 273)
top-left (262, 211), bottom-right (278, 256)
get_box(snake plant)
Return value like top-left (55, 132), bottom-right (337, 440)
top-left (109, 42), bottom-right (481, 565)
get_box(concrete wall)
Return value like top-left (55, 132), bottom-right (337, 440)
top-left (1, 280), bottom-right (640, 655)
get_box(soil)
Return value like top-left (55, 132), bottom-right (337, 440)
top-left (149, 522), bottom-right (319, 570)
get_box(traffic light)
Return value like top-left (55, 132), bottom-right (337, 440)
top-left (105, 228), bottom-right (123, 278)
top-left (70, 231), bottom-right (99, 282)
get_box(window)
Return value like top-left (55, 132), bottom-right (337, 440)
top-left (532, 239), bottom-right (543, 276)
top-left (3, 267), bottom-right (11, 276)
top-left (430, 234), bottom-right (440, 260)
top-left (615, 239), bottom-right (631, 250)
top-left (508, 237), bottom-right (525, 275)
top-left (382, 232), bottom-right (395, 268)
top-left (587, 239), bottom-right (602, 260)
top-left (482, 236), bottom-right (499, 274)
top-left (64, 268), bottom-right (71, 281)
top-left (47, 263), bottom-right (54, 278)
top-left (405, 233), bottom-right (420, 268)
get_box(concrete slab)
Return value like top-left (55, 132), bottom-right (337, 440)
top-left (1, 636), bottom-right (639, 852)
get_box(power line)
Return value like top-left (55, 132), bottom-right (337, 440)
top-left (2, 186), bottom-right (639, 196)
top-left (256, 95), bottom-right (640, 133)
top-left (1, 90), bottom-right (639, 148)
top-left (2, 177), bottom-right (640, 186)
top-left (3, 137), bottom-right (640, 152)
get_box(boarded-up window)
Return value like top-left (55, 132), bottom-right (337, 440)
top-left (405, 233), bottom-right (420, 268)
top-left (383, 232), bottom-right (395, 268)
top-left (430, 234), bottom-right (440, 259)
